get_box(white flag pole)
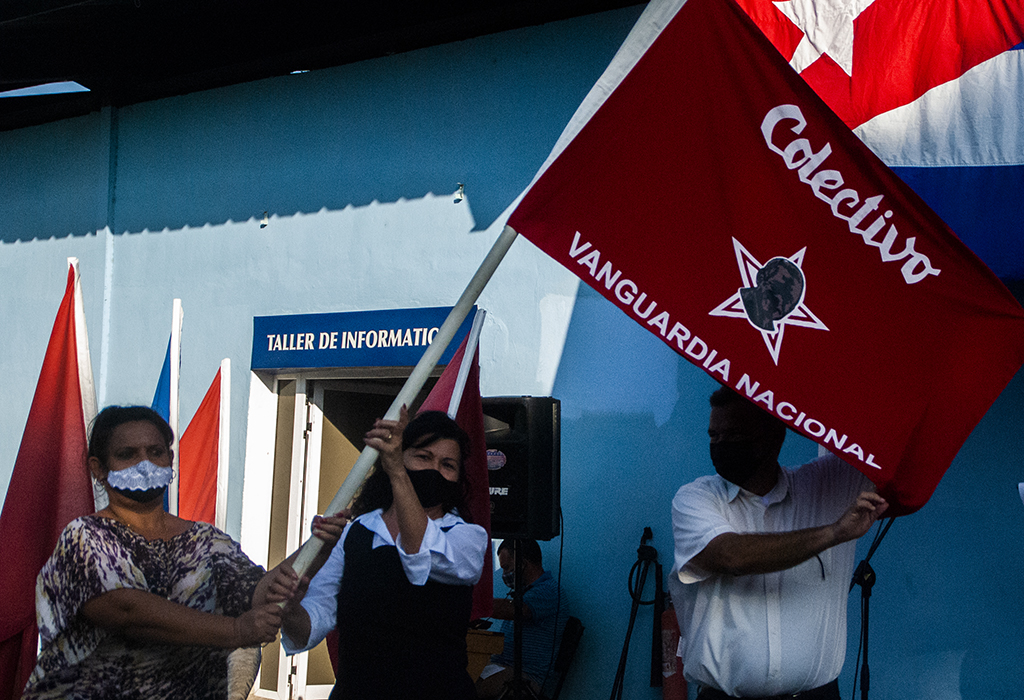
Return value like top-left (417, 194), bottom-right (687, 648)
top-left (446, 308), bottom-right (486, 420)
top-left (215, 358), bottom-right (230, 531)
top-left (289, 225), bottom-right (518, 578)
top-left (69, 257), bottom-right (102, 510)
top-left (68, 258), bottom-right (98, 430)
top-left (168, 298), bottom-right (183, 515)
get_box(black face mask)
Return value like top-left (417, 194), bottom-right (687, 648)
top-left (501, 567), bottom-right (516, 590)
top-left (710, 441), bottom-right (762, 487)
top-left (405, 468), bottom-right (460, 509)
top-left (109, 486), bottom-right (167, 504)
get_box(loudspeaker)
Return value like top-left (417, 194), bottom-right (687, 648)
top-left (483, 396), bottom-right (560, 541)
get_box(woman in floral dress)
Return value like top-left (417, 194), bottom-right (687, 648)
top-left (22, 405), bottom-right (339, 700)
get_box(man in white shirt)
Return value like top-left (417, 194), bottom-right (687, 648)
top-left (670, 386), bottom-right (888, 700)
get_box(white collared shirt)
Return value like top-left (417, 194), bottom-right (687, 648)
top-left (670, 453), bottom-right (871, 697)
top-left (282, 508), bottom-right (488, 654)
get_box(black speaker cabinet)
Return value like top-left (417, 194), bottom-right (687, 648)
top-left (483, 396), bottom-right (560, 541)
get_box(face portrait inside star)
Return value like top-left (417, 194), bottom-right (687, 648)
top-left (739, 257), bottom-right (805, 332)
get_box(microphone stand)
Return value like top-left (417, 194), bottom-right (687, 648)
top-left (849, 517), bottom-right (894, 700)
top-left (609, 527), bottom-right (662, 700)
top-left (499, 540), bottom-right (541, 700)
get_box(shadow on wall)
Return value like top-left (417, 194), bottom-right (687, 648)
top-left (0, 7), bottom-right (645, 245)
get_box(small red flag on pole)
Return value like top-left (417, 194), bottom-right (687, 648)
top-left (178, 361), bottom-right (230, 528)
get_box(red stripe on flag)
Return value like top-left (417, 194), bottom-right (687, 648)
top-left (177, 369), bottom-right (222, 525)
top-left (0, 265), bottom-right (94, 700)
top-left (507, 0), bottom-right (1024, 514)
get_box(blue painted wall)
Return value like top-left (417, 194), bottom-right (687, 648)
top-left (2, 4), bottom-right (1022, 700)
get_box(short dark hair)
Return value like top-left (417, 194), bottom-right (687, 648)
top-left (89, 405), bottom-right (174, 467)
top-left (709, 386), bottom-right (787, 445)
top-left (351, 410), bottom-right (473, 520)
top-left (497, 538), bottom-right (542, 567)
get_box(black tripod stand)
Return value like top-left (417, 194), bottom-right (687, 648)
top-left (850, 516), bottom-right (894, 700)
top-left (498, 539), bottom-right (541, 700)
top-left (609, 527), bottom-right (663, 700)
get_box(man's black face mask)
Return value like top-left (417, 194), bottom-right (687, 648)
top-left (710, 440), bottom-right (761, 486)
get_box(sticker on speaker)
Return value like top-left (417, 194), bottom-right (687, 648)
top-left (486, 449), bottom-right (507, 470)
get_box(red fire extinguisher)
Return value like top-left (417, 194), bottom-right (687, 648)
top-left (661, 606), bottom-right (688, 700)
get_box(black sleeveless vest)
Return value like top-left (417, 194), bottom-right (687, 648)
top-left (331, 520), bottom-right (475, 700)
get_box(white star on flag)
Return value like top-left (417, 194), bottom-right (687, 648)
top-left (709, 238), bottom-right (829, 365)
top-left (774, 0), bottom-right (877, 75)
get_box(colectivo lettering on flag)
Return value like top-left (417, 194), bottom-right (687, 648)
top-left (505, 0), bottom-right (1024, 514)
top-left (736, 0), bottom-right (1024, 282)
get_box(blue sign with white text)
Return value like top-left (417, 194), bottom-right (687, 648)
top-left (251, 306), bottom-right (474, 370)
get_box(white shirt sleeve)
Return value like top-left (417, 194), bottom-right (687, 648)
top-left (281, 521), bottom-right (352, 655)
top-left (281, 511), bottom-right (488, 655)
top-left (397, 513), bottom-right (488, 586)
top-left (671, 478), bottom-right (736, 584)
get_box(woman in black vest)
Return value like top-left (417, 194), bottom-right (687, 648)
top-left (280, 407), bottom-right (488, 700)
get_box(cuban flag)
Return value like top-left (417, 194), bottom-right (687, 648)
top-left (735, 0), bottom-right (1024, 282)
top-left (151, 339), bottom-right (173, 423)
top-left (505, 0), bottom-right (1024, 514)
top-left (151, 300), bottom-right (183, 514)
top-left (151, 303), bottom-right (230, 529)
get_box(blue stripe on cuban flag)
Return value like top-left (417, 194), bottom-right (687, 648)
top-left (151, 338), bottom-right (172, 422)
top-left (856, 43), bottom-right (1024, 281)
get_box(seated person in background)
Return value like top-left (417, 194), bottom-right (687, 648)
top-left (476, 539), bottom-right (568, 698)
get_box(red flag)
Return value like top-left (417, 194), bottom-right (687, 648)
top-left (418, 310), bottom-right (493, 619)
top-left (0, 260), bottom-right (96, 700)
top-left (734, 0), bottom-right (1024, 129)
top-left (177, 368), bottom-right (222, 526)
top-left (506, 0), bottom-right (1024, 514)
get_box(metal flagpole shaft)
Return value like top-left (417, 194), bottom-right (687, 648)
top-left (289, 225), bottom-right (520, 579)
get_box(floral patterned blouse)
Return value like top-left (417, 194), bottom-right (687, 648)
top-left (23, 515), bottom-right (265, 700)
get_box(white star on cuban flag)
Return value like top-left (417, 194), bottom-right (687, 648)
top-left (773, 0), bottom-right (876, 75)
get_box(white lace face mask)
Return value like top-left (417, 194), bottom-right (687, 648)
top-left (106, 459), bottom-right (173, 491)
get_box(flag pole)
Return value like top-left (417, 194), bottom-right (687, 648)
top-left (289, 224), bottom-right (519, 578)
top-left (215, 358), bottom-right (231, 531)
top-left (69, 258), bottom-right (98, 430)
top-left (167, 298), bottom-right (183, 515)
top-left (446, 309), bottom-right (487, 419)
